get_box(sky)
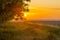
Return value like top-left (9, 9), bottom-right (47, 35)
top-left (30, 0), bottom-right (60, 8)
top-left (25, 0), bottom-right (60, 21)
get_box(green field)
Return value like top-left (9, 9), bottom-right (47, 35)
top-left (0, 22), bottom-right (60, 40)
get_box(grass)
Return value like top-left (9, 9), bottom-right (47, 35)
top-left (0, 22), bottom-right (60, 40)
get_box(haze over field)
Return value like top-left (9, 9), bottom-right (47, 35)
top-left (25, 0), bottom-right (60, 21)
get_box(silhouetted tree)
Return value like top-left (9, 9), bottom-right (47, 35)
top-left (0, 0), bottom-right (31, 23)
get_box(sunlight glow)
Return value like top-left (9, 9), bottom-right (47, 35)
top-left (24, 13), bottom-right (27, 17)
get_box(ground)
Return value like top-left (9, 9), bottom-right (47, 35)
top-left (0, 22), bottom-right (60, 40)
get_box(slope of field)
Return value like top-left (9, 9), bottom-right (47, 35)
top-left (0, 22), bottom-right (60, 40)
top-left (31, 21), bottom-right (60, 26)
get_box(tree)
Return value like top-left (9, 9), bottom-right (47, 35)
top-left (0, 0), bottom-right (31, 23)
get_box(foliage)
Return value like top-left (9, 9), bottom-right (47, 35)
top-left (0, 0), bottom-right (24, 23)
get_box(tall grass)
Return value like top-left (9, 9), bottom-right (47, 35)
top-left (0, 22), bottom-right (60, 40)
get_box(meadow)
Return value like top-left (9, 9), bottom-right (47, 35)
top-left (0, 22), bottom-right (60, 40)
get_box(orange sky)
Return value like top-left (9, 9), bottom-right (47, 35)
top-left (25, 7), bottom-right (60, 21)
top-left (25, 0), bottom-right (60, 21)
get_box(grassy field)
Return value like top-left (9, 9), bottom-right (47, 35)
top-left (0, 22), bottom-right (60, 40)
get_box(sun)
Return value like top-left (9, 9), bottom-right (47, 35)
top-left (24, 13), bottom-right (27, 17)
top-left (24, 12), bottom-right (28, 17)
